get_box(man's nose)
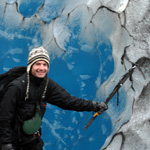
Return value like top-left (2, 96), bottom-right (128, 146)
top-left (39, 65), bottom-right (44, 70)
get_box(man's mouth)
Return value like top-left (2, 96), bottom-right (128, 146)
top-left (37, 71), bottom-right (45, 75)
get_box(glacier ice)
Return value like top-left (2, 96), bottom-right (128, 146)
top-left (0, 0), bottom-right (150, 150)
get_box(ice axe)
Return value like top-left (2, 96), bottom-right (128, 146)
top-left (84, 63), bottom-right (145, 130)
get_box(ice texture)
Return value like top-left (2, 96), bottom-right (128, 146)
top-left (0, 0), bottom-right (150, 150)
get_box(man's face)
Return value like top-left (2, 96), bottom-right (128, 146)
top-left (31, 60), bottom-right (49, 78)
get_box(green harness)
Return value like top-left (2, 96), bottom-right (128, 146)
top-left (22, 78), bottom-right (49, 135)
top-left (22, 105), bottom-right (42, 135)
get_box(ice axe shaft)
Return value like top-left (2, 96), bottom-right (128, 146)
top-left (84, 65), bottom-right (136, 130)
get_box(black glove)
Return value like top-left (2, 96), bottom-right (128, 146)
top-left (1, 144), bottom-right (14, 150)
top-left (92, 101), bottom-right (108, 114)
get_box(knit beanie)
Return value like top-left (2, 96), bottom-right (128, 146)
top-left (27, 46), bottom-right (50, 73)
top-left (25, 46), bottom-right (50, 100)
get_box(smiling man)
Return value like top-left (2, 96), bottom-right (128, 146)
top-left (0, 47), bottom-right (108, 150)
top-left (31, 61), bottom-right (48, 78)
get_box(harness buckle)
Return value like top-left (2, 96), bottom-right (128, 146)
top-left (33, 130), bottom-right (40, 137)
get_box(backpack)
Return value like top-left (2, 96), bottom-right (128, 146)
top-left (0, 66), bottom-right (26, 98)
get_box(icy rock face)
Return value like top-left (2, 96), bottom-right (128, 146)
top-left (104, 57), bottom-right (150, 150)
top-left (103, 0), bottom-right (150, 149)
top-left (0, 0), bottom-right (150, 150)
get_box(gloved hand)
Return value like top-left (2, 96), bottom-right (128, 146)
top-left (1, 144), bottom-right (14, 150)
top-left (92, 101), bottom-right (108, 114)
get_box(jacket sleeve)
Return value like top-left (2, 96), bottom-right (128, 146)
top-left (45, 78), bottom-right (95, 112)
top-left (0, 84), bottom-right (19, 144)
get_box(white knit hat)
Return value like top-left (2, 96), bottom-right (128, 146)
top-left (27, 46), bottom-right (50, 73)
top-left (25, 46), bottom-right (50, 100)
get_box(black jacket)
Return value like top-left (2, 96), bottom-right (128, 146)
top-left (0, 73), bottom-right (94, 144)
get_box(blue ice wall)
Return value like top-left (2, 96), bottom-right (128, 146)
top-left (0, 0), bottom-right (128, 150)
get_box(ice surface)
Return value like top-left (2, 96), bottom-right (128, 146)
top-left (5, 0), bottom-right (16, 4)
top-left (0, 0), bottom-right (150, 150)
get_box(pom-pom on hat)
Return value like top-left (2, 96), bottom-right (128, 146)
top-left (25, 46), bottom-right (50, 100)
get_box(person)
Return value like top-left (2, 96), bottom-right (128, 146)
top-left (0, 47), bottom-right (108, 150)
